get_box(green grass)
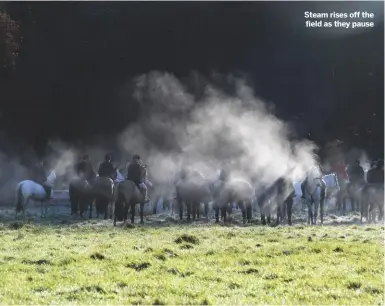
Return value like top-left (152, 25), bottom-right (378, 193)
top-left (0, 221), bottom-right (383, 305)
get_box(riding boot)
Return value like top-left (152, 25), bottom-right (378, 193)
top-left (140, 185), bottom-right (150, 203)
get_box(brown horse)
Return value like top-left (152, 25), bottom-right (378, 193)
top-left (213, 179), bottom-right (254, 224)
top-left (90, 176), bottom-right (115, 219)
top-left (113, 180), bottom-right (146, 225)
top-left (361, 183), bottom-right (384, 223)
top-left (69, 177), bottom-right (93, 217)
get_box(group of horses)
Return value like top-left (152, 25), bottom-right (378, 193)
top-left (13, 166), bottom-right (384, 226)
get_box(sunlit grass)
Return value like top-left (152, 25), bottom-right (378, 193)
top-left (0, 221), bottom-right (383, 305)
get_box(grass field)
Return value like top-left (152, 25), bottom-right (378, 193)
top-left (0, 219), bottom-right (383, 305)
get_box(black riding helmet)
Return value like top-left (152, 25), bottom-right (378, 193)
top-left (133, 154), bottom-right (141, 160)
top-left (105, 154), bottom-right (112, 162)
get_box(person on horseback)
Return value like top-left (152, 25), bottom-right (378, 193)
top-left (30, 159), bottom-right (52, 199)
top-left (75, 154), bottom-right (96, 182)
top-left (347, 160), bottom-right (365, 184)
top-left (98, 154), bottom-right (115, 179)
top-left (126, 154), bottom-right (150, 203)
top-left (367, 159), bottom-right (384, 184)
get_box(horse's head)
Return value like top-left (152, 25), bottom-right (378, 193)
top-left (46, 170), bottom-right (57, 187)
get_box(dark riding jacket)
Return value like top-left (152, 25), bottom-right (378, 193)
top-left (76, 161), bottom-right (96, 181)
top-left (30, 163), bottom-right (47, 185)
top-left (98, 161), bottom-right (115, 178)
top-left (126, 161), bottom-right (145, 184)
top-left (366, 168), bottom-right (384, 184)
top-left (347, 165), bottom-right (365, 183)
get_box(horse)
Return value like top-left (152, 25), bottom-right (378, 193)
top-left (303, 168), bottom-right (324, 225)
top-left (175, 170), bottom-right (213, 221)
top-left (255, 178), bottom-right (295, 226)
top-left (68, 176), bottom-right (94, 218)
top-left (346, 180), bottom-right (366, 212)
top-left (15, 170), bottom-right (57, 218)
top-left (361, 183), bottom-right (384, 223)
top-left (113, 178), bottom-right (147, 225)
top-left (91, 175), bottom-right (116, 219)
top-left (213, 178), bottom-right (254, 224)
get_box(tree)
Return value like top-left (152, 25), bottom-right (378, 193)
top-left (0, 10), bottom-right (21, 72)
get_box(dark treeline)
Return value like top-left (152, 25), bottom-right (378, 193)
top-left (0, 2), bottom-right (383, 160)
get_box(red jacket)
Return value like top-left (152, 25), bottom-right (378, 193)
top-left (333, 163), bottom-right (349, 180)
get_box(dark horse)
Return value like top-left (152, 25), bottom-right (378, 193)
top-left (175, 171), bottom-right (213, 221)
top-left (113, 180), bottom-right (147, 225)
top-left (69, 172), bottom-right (116, 219)
top-left (256, 177), bottom-right (294, 226)
top-left (69, 177), bottom-right (93, 217)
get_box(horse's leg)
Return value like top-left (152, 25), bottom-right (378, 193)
top-left (314, 201), bottom-right (319, 225)
top-left (306, 201), bottom-right (312, 225)
top-left (287, 199), bottom-right (293, 226)
top-left (259, 202), bottom-right (266, 225)
top-left (140, 203), bottom-right (144, 224)
top-left (241, 204), bottom-right (246, 224)
top-left (275, 204), bottom-right (281, 226)
top-left (360, 195), bottom-right (364, 223)
top-left (89, 199), bottom-right (93, 219)
top-left (267, 202), bottom-right (271, 224)
top-left (204, 202), bottom-right (209, 219)
top-left (109, 199), bottom-right (113, 219)
top-left (215, 205), bottom-right (220, 223)
top-left (104, 199), bottom-right (108, 220)
top-left (153, 199), bottom-right (157, 215)
top-left (246, 201), bottom-right (252, 223)
top-left (196, 202), bottom-right (200, 220)
top-left (320, 198), bottom-right (324, 225)
top-left (45, 199), bottom-right (49, 218)
top-left (40, 200), bottom-right (45, 218)
top-left (191, 202), bottom-right (196, 220)
top-left (130, 202), bottom-right (135, 224)
top-left (221, 206), bottom-right (227, 222)
top-left (178, 198), bottom-right (183, 220)
top-left (379, 202), bottom-right (384, 222)
top-left (186, 201), bottom-right (191, 221)
top-left (123, 202), bottom-right (129, 222)
top-left (282, 201), bottom-right (287, 221)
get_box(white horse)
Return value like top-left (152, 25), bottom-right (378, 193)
top-left (15, 170), bottom-right (57, 218)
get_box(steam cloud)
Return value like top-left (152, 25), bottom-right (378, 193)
top-left (118, 71), bottom-right (318, 189)
top-left (1, 71), bottom-right (353, 205)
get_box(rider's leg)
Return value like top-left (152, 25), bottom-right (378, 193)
top-left (137, 182), bottom-right (149, 203)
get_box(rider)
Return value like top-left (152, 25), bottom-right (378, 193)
top-left (31, 159), bottom-right (52, 199)
top-left (347, 160), bottom-right (365, 184)
top-left (98, 154), bottom-right (115, 179)
top-left (367, 159), bottom-right (384, 184)
top-left (126, 154), bottom-right (150, 203)
top-left (75, 154), bottom-right (96, 182)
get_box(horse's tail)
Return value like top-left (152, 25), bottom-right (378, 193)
top-left (15, 183), bottom-right (24, 213)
